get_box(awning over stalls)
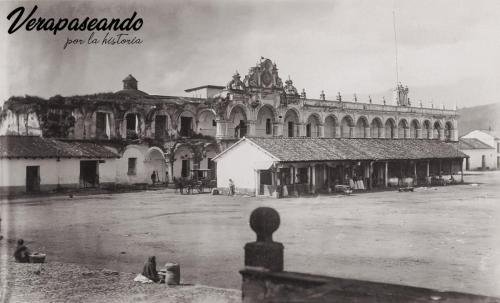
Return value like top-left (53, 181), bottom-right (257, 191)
top-left (241, 137), bottom-right (467, 162)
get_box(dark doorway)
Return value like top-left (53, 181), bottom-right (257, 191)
top-left (96, 112), bottom-right (108, 139)
top-left (181, 159), bottom-right (190, 178)
top-left (306, 124), bottom-right (311, 137)
top-left (207, 158), bottom-right (215, 179)
top-left (288, 121), bottom-right (294, 137)
top-left (466, 158), bottom-right (470, 170)
top-left (259, 169), bottom-right (272, 195)
top-left (126, 114), bottom-right (137, 131)
top-left (482, 155), bottom-right (486, 169)
top-left (155, 115), bottom-right (167, 139)
top-left (180, 117), bottom-right (192, 137)
top-left (80, 160), bottom-right (99, 188)
top-left (235, 120), bottom-right (247, 138)
top-left (26, 166), bottom-right (40, 192)
top-left (126, 113), bottom-right (138, 139)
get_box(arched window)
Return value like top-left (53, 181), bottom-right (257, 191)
top-left (341, 116), bottom-right (354, 138)
top-left (284, 109), bottom-right (299, 137)
top-left (444, 122), bottom-right (453, 141)
top-left (370, 118), bottom-right (383, 138)
top-left (355, 117), bottom-right (369, 138)
top-left (324, 116), bottom-right (338, 137)
top-left (385, 119), bottom-right (396, 139)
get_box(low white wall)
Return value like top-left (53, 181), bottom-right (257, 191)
top-left (462, 148), bottom-right (497, 170)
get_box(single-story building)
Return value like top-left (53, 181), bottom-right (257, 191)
top-left (459, 138), bottom-right (496, 170)
top-left (213, 137), bottom-right (467, 197)
top-left (0, 136), bottom-right (119, 195)
top-left (460, 130), bottom-right (500, 170)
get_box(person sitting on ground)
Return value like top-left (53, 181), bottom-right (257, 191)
top-left (142, 256), bottom-right (160, 283)
top-left (14, 239), bottom-right (31, 263)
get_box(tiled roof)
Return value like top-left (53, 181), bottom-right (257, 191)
top-left (115, 89), bottom-right (149, 96)
top-left (0, 136), bottom-right (119, 159)
top-left (459, 138), bottom-right (495, 150)
top-left (244, 137), bottom-right (467, 162)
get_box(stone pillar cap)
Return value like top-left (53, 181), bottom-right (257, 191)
top-left (250, 207), bottom-right (280, 242)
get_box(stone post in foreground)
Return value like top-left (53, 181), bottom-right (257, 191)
top-left (244, 207), bottom-right (283, 272)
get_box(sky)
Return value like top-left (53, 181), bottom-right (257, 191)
top-left (1, 0), bottom-right (499, 109)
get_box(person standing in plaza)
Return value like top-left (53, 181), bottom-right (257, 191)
top-left (229, 178), bottom-right (235, 196)
top-left (151, 171), bottom-right (157, 185)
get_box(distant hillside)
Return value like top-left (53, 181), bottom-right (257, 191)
top-left (458, 103), bottom-right (500, 136)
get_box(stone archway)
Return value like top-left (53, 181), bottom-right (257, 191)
top-left (433, 121), bottom-right (443, 140)
top-left (385, 118), bottom-right (396, 139)
top-left (284, 108), bottom-right (300, 137)
top-left (340, 115), bottom-right (354, 138)
top-left (177, 111), bottom-right (196, 137)
top-left (444, 121), bottom-right (453, 141)
top-left (256, 105), bottom-right (276, 137)
top-left (423, 120), bottom-right (432, 139)
top-left (228, 105), bottom-right (248, 138)
top-left (370, 117), bottom-right (383, 138)
top-left (410, 119), bottom-right (420, 139)
top-left (398, 119), bottom-right (409, 139)
top-left (324, 115), bottom-right (338, 138)
top-left (197, 110), bottom-right (217, 137)
top-left (144, 147), bottom-right (167, 184)
top-left (306, 114), bottom-right (321, 137)
top-left (355, 116), bottom-right (369, 138)
top-left (123, 112), bottom-right (143, 139)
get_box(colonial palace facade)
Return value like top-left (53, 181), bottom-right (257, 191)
top-left (0, 57), bottom-right (459, 190)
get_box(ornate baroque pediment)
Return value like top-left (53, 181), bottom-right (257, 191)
top-left (243, 57), bottom-right (283, 90)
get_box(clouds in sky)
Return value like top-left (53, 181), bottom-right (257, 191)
top-left (1, 0), bottom-right (499, 108)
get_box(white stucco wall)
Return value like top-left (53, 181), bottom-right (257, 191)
top-left (99, 160), bottom-right (117, 183)
top-left (461, 148), bottom-right (497, 170)
top-left (214, 140), bottom-right (275, 193)
top-left (0, 158), bottom-right (78, 187)
top-left (116, 145), bottom-right (148, 184)
top-left (0, 158), bottom-right (117, 188)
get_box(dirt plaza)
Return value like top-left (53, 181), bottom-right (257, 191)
top-left (1, 172), bottom-right (499, 296)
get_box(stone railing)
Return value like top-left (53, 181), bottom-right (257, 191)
top-left (240, 207), bottom-right (499, 303)
top-left (303, 99), bottom-right (457, 117)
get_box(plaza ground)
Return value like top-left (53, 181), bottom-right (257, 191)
top-left (1, 171), bottom-right (499, 298)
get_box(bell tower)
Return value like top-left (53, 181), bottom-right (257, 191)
top-left (123, 74), bottom-right (138, 90)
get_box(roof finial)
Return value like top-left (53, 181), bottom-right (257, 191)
top-left (301, 88), bottom-right (306, 99)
